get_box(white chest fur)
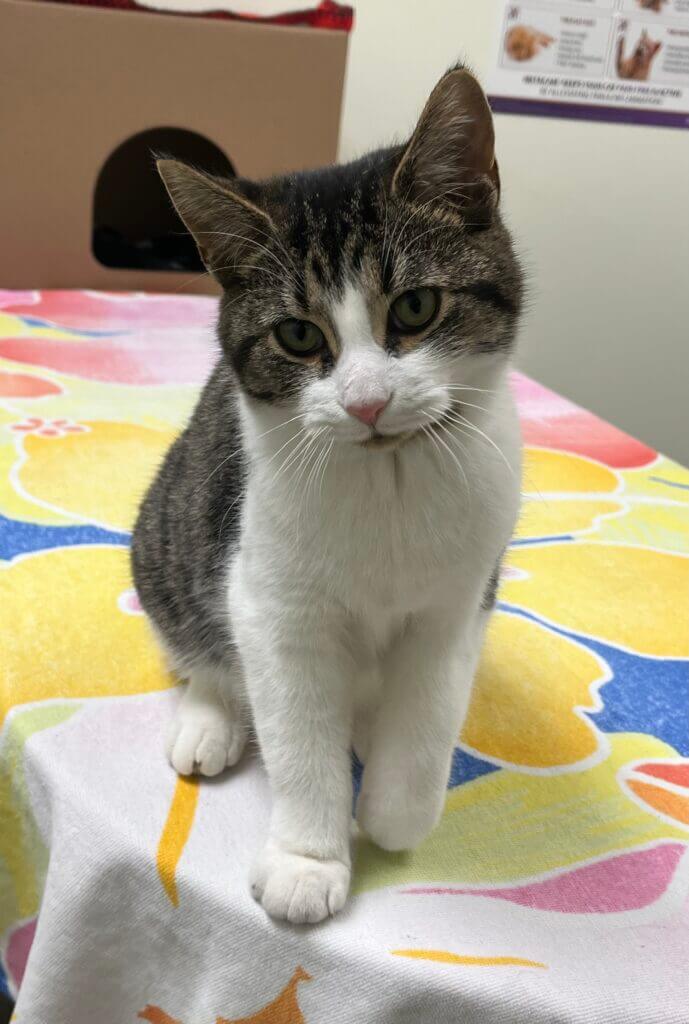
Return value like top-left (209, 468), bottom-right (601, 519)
top-left (231, 379), bottom-right (521, 657)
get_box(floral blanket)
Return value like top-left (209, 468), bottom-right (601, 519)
top-left (0, 290), bottom-right (687, 1023)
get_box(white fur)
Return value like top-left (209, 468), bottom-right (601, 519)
top-left (171, 283), bottom-right (521, 923)
top-left (166, 661), bottom-right (246, 776)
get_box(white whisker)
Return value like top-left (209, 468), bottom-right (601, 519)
top-left (201, 412), bottom-right (306, 487)
top-left (292, 435), bottom-right (326, 546)
top-left (217, 493), bottom-right (243, 541)
top-left (200, 447), bottom-right (244, 488)
top-left (449, 398), bottom-right (492, 415)
top-left (421, 423), bottom-right (445, 467)
top-left (444, 384), bottom-right (498, 396)
top-left (257, 428), bottom-right (309, 488)
top-left (292, 429), bottom-right (326, 499)
top-left (301, 434), bottom-right (328, 512)
top-left (444, 410), bottom-right (515, 477)
top-left (428, 405), bottom-right (474, 464)
top-left (208, 263), bottom-right (290, 288)
top-left (196, 230), bottom-right (293, 277)
top-left (318, 437), bottom-right (335, 503)
top-left (437, 420), bottom-right (472, 462)
top-left (311, 435), bottom-right (333, 501)
top-left (258, 426), bottom-right (309, 474)
top-left (425, 420), bottom-right (470, 494)
top-left (271, 429), bottom-right (319, 485)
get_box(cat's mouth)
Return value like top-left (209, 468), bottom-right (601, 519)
top-left (360, 430), bottom-right (416, 450)
top-left (360, 409), bottom-right (456, 450)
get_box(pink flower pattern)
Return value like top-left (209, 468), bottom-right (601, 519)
top-left (10, 416), bottom-right (88, 438)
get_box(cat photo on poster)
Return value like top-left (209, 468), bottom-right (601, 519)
top-left (489, 0), bottom-right (689, 127)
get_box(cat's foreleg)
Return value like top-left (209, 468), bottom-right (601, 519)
top-left (166, 658), bottom-right (247, 777)
top-left (235, 603), bottom-right (355, 924)
top-left (357, 601), bottom-right (489, 851)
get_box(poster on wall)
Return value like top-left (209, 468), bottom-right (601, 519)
top-left (488, 1), bottom-right (689, 128)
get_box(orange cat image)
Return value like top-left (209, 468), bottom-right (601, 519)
top-left (616, 29), bottom-right (662, 80)
top-left (505, 25), bottom-right (556, 62)
top-left (637, 0), bottom-right (667, 11)
top-left (137, 967), bottom-right (311, 1024)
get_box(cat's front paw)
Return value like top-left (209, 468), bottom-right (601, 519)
top-left (250, 840), bottom-right (350, 924)
top-left (166, 704), bottom-right (246, 777)
top-left (357, 780), bottom-right (445, 852)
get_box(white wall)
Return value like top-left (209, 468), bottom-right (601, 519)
top-left (339, 0), bottom-right (689, 463)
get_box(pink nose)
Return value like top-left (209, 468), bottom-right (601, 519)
top-left (345, 398), bottom-right (389, 426)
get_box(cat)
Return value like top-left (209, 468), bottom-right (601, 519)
top-left (616, 29), bottom-right (662, 80)
top-left (505, 25), bottom-right (555, 62)
top-left (131, 65), bottom-right (524, 925)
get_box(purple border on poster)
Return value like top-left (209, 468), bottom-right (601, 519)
top-left (489, 95), bottom-right (689, 130)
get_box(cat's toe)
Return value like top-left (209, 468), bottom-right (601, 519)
top-left (166, 710), bottom-right (245, 777)
top-left (250, 840), bottom-right (350, 924)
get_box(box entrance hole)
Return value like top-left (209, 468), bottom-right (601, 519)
top-left (93, 127), bottom-right (235, 273)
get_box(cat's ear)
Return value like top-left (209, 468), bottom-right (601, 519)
top-left (157, 159), bottom-right (274, 285)
top-left (392, 67), bottom-right (500, 226)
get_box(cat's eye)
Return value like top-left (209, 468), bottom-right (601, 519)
top-left (274, 318), bottom-right (326, 357)
top-left (389, 288), bottom-right (439, 332)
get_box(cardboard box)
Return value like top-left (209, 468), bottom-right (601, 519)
top-left (0, 0), bottom-right (349, 293)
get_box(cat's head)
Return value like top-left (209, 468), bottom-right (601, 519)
top-left (160, 66), bottom-right (522, 449)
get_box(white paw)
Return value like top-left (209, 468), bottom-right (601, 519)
top-left (250, 840), bottom-right (350, 924)
top-left (357, 780), bottom-right (445, 852)
top-left (166, 704), bottom-right (246, 777)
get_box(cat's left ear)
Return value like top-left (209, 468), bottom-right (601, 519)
top-left (157, 159), bottom-right (275, 285)
top-left (392, 66), bottom-right (500, 226)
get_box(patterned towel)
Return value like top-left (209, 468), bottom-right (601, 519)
top-left (0, 290), bottom-right (687, 1023)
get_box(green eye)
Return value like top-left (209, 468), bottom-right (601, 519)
top-left (390, 288), bottom-right (439, 332)
top-left (274, 318), bottom-right (325, 356)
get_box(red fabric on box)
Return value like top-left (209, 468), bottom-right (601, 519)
top-left (34, 0), bottom-right (354, 31)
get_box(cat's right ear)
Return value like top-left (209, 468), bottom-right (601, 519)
top-left (391, 66), bottom-right (500, 227)
top-left (157, 159), bottom-right (274, 285)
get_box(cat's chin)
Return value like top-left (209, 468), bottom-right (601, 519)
top-left (359, 429), bottom-right (418, 451)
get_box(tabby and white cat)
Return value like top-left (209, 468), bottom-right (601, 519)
top-left (132, 66), bottom-right (524, 924)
